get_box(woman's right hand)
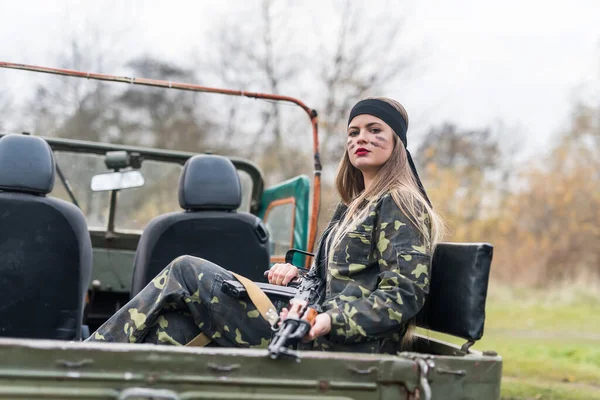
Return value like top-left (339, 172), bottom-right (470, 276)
top-left (267, 263), bottom-right (299, 286)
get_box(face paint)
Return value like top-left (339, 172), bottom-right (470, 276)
top-left (374, 135), bottom-right (388, 143)
top-left (369, 134), bottom-right (389, 149)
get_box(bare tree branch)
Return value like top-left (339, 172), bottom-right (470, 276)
top-left (317, 1), bottom-right (417, 166)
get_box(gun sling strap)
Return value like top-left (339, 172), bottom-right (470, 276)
top-left (186, 271), bottom-right (278, 347)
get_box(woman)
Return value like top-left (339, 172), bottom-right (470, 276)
top-left (87, 97), bottom-right (444, 354)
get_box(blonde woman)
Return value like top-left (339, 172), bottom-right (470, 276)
top-left (87, 98), bottom-right (444, 354)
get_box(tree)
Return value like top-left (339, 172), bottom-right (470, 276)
top-left (307, 0), bottom-right (420, 229)
top-left (316, 0), bottom-right (417, 169)
top-left (416, 123), bottom-right (504, 241)
top-left (106, 56), bottom-right (217, 152)
top-left (195, 0), bottom-right (418, 192)
top-left (195, 0), bottom-right (310, 184)
top-left (24, 20), bottom-right (127, 141)
top-left (495, 102), bottom-right (600, 284)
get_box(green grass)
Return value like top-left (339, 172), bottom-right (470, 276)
top-left (418, 284), bottom-right (600, 399)
top-left (500, 377), bottom-right (600, 400)
top-left (474, 285), bottom-right (600, 399)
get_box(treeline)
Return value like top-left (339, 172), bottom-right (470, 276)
top-left (0, 1), bottom-right (597, 285)
top-left (417, 108), bottom-right (599, 285)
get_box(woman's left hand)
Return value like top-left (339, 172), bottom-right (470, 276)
top-left (304, 313), bottom-right (331, 341)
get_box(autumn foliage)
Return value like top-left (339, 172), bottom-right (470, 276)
top-left (417, 105), bottom-right (599, 286)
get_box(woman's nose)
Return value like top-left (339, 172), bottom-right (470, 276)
top-left (356, 130), bottom-right (368, 143)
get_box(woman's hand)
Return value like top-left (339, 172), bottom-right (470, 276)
top-left (304, 313), bottom-right (331, 341)
top-left (278, 307), bottom-right (331, 341)
top-left (267, 263), bottom-right (299, 286)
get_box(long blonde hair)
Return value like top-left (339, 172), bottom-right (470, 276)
top-left (332, 97), bottom-right (444, 253)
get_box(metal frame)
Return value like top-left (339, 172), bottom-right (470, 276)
top-left (262, 196), bottom-right (297, 263)
top-left (0, 61), bottom-right (322, 254)
top-left (0, 132), bottom-right (265, 214)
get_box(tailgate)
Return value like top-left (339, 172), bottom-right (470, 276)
top-left (0, 338), bottom-right (420, 400)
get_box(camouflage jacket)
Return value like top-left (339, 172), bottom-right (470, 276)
top-left (312, 192), bottom-right (432, 354)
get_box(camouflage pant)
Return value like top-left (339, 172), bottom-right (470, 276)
top-left (85, 255), bottom-right (272, 347)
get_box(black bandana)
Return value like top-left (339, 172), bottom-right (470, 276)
top-left (348, 99), bottom-right (431, 206)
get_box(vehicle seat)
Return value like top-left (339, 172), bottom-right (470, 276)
top-left (416, 242), bottom-right (493, 349)
top-left (0, 134), bottom-right (92, 340)
top-left (131, 154), bottom-right (269, 296)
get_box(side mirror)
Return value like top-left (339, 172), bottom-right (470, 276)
top-left (91, 170), bottom-right (145, 192)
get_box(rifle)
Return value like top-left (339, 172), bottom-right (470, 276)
top-left (221, 249), bottom-right (324, 360)
top-left (266, 265), bottom-right (323, 359)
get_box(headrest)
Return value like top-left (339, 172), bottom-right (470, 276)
top-left (178, 155), bottom-right (242, 211)
top-left (416, 242), bottom-right (493, 342)
top-left (0, 134), bottom-right (55, 195)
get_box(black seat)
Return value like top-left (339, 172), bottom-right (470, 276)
top-left (0, 134), bottom-right (92, 340)
top-left (416, 242), bottom-right (493, 348)
top-left (131, 154), bottom-right (270, 296)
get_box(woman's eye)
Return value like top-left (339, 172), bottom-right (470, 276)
top-left (371, 128), bottom-right (380, 133)
top-left (348, 131), bottom-right (358, 136)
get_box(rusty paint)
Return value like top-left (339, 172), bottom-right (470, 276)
top-left (318, 380), bottom-right (330, 392)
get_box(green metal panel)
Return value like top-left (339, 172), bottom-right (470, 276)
top-left (0, 337), bottom-right (501, 399)
top-left (0, 338), bottom-right (414, 399)
top-left (258, 175), bottom-right (310, 253)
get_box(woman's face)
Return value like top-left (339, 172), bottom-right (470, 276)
top-left (346, 114), bottom-right (395, 176)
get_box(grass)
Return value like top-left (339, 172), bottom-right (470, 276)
top-left (461, 284), bottom-right (600, 399)
top-left (500, 377), bottom-right (600, 400)
top-left (418, 284), bottom-right (600, 399)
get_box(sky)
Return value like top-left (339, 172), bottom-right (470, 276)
top-left (406, 1), bottom-right (599, 152)
top-left (0, 0), bottom-right (598, 157)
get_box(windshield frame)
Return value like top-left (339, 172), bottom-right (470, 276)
top-left (35, 135), bottom-right (265, 216)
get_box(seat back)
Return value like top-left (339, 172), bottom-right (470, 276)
top-left (0, 134), bottom-right (92, 340)
top-left (131, 155), bottom-right (269, 296)
top-left (416, 242), bottom-right (493, 342)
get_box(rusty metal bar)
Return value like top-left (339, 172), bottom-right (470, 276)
top-left (0, 61), bottom-right (322, 253)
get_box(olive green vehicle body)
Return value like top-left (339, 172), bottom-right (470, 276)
top-left (0, 337), bottom-right (501, 400)
top-left (0, 134), bottom-right (502, 399)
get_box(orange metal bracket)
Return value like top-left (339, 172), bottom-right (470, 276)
top-left (263, 197), bottom-right (296, 263)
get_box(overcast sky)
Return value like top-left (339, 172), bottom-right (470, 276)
top-left (0, 0), bottom-right (598, 157)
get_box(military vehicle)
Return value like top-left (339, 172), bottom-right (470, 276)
top-left (0, 62), bottom-right (502, 399)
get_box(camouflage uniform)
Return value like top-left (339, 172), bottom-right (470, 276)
top-left (87, 192), bottom-right (431, 354)
top-left (309, 192), bottom-right (432, 354)
top-left (86, 256), bottom-right (272, 348)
